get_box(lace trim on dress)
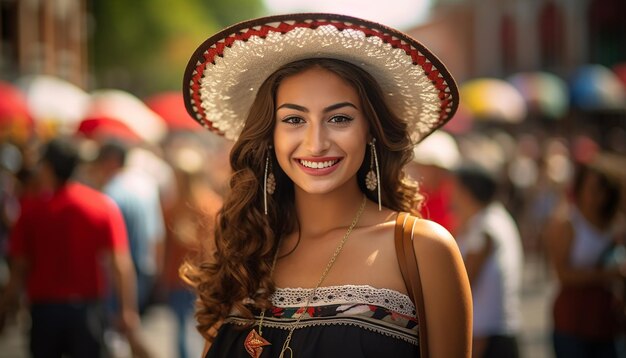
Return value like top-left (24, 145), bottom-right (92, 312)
top-left (271, 284), bottom-right (416, 317)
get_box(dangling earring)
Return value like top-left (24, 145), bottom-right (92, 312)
top-left (263, 147), bottom-right (276, 215)
top-left (365, 138), bottom-right (382, 211)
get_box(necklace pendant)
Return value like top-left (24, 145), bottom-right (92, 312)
top-left (244, 328), bottom-right (271, 358)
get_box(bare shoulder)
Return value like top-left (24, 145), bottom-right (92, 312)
top-left (409, 218), bottom-right (470, 304)
top-left (410, 218), bottom-right (472, 357)
top-left (410, 218), bottom-right (461, 263)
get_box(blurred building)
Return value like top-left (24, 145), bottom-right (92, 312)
top-left (0, 0), bottom-right (88, 87)
top-left (1, 0), bottom-right (624, 113)
top-left (410, 0), bottom-right (626, 82)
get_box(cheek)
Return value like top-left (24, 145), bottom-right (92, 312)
top-left (273, 132), bottom-right (295, 168)
top-left (340, 133), bottom-right (367, 162)
top-left (353, 136), bottom-right (368, 165)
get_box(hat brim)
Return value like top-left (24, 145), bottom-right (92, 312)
top-left (183, 13), bottom-right (458, 142)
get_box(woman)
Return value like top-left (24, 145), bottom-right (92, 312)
top-left (546, 159), bottom-right (625, 358)
top-left (181, 13), bottom-right (471, 357)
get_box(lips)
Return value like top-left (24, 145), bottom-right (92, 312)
top-left (295, 157), bottom-right (342, 175)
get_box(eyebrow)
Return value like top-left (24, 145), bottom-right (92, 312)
top-left (276, 102), bottom-right (358, 113)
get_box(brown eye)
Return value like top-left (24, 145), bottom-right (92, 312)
top-left (282, 116), bottom-right (305, 125)
top-left (329, 115), bottom-right (353, 124)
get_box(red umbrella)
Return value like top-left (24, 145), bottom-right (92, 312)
top-left (144, 92), bottom-right (200, 131)
top-left (76, 116), bottom-right (142, 143)
top-left (0, 81), bottom-right (33, 128)
top-left (88, 89), bottom-right (166, 143)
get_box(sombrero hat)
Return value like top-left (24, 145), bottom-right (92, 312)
top-left (183, 13), bottom-right (458, 142)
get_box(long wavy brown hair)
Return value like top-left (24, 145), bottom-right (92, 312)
top-left (181, 58), bottom-right (424, 340)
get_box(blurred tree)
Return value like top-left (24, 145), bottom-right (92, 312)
top-left (91, 0), bottom-right (265, 96)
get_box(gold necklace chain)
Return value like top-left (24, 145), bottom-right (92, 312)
top-left (256, 195), bottom-right (367, 358)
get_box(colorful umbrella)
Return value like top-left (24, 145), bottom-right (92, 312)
top-left (569, 64), bottom-right (626, 111)
top-left (76, 116), bottom-right (142, 143)
top-left (144, 92), bottom-right (200, 131)
top-left (507, 71), bottom-right (569, 119)
top-left (459, 78), bottom-right (527, 123)
top-left (0, 81), bottom-right (33, 127)
top-left (17, 75), bottom-right (89, 135)
top-left (0, 81), bottom-right (34, 143)
top-left (87, 89), bottom-right (167, 144)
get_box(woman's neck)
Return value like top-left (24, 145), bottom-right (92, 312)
top-left (293, 181), bottom-right (365, 239)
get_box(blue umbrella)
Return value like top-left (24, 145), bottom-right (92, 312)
top-left (569, 64), bottom-right (626, 111)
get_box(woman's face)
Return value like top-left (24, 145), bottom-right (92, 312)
top-left (273, 66), bottom-right (369, 195)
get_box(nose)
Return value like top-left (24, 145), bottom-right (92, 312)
top-left (304, 121), bottom-right (329, 154)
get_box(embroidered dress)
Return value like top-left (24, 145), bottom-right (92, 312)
top-left (206, 285), bottom-right (420, 357)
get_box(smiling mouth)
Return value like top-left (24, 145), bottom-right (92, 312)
top-left (298, 159), bottom-right (341, 169)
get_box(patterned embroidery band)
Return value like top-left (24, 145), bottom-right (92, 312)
top-left (227, 303), bottom-right (419, 346)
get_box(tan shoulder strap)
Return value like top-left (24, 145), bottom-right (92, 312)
top-left (394, 212), bottom-right (412, 301)
top-left (394, 212), bottom-right (429, 357)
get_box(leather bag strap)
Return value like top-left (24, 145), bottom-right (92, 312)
top-left (394, 212), bottom-right (429, 357)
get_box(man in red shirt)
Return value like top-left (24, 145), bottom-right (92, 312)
top-left (0, 138), bottom-right (148, 357)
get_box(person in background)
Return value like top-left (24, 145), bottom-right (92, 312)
top-left (404, 130), bottom-right (460, 233)
top-left (0, 143), bottom-right (22, 300)
top-left (545, 157), bottom-right (625, 358)
top-left (451, 163), bottom-right (523, 358)
top-left (0, 137), bottom-right (149, 357)
top-left (161, 143), bottom-right (223, 358)
top-left (91, 140), bottom-right (165, 314)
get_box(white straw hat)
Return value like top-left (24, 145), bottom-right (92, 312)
top-left (183, 13), bottom-right (458, 142)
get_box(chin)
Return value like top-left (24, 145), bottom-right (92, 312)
top-left (296, 185), bottom-right (338, 195)
top-left (294, 178), bottom-right (357, 196)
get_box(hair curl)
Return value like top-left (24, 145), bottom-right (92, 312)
top-left (181, 58), bottom-right (424, 341)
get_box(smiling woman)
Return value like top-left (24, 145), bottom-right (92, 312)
top-left (180, 13), bottom-right (471, 358)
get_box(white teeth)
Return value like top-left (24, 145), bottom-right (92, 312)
top-left (299, 160), bottom-right (337, 169)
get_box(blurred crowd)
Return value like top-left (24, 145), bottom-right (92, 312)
top-left (0, 74), bottom-right (625, 358)
top-left (409, 126), bottom-right (626, 357)
top-left (0, 78), bottom-right (232, 358)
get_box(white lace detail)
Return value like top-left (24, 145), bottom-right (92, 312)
top-left (271, 284), bottom-right (416, 317)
